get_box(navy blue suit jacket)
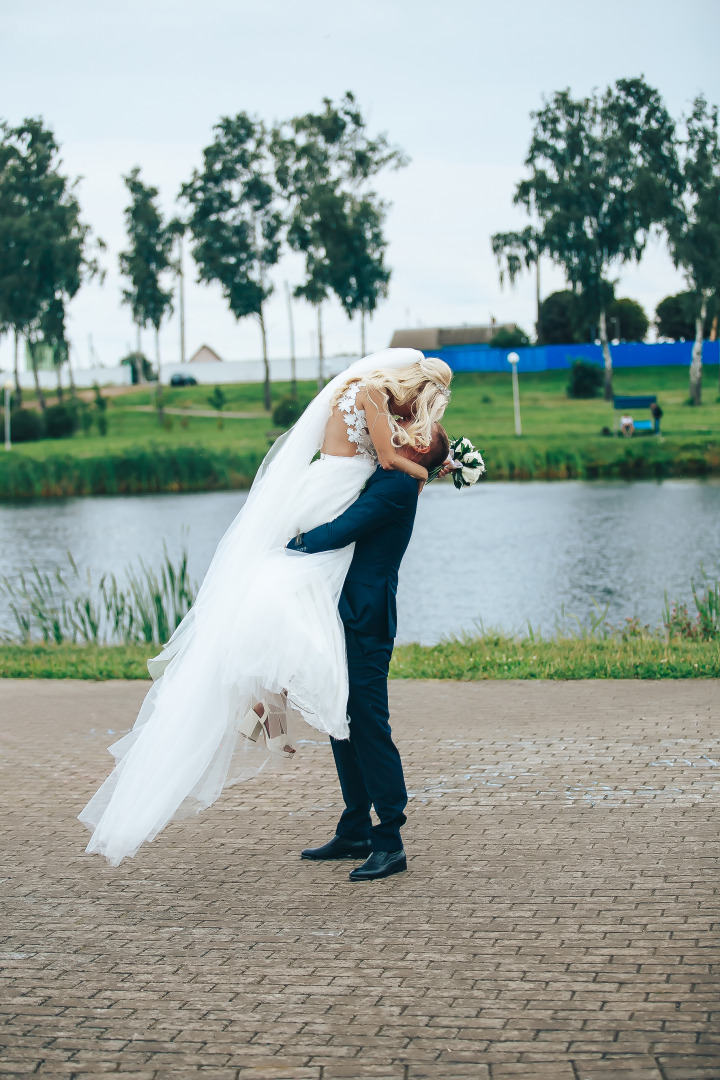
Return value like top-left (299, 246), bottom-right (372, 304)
top-left (287, 466), bottom-right (419, 640)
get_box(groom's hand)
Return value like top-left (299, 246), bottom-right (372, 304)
top-left (286, 532), bottom-right (307, 552)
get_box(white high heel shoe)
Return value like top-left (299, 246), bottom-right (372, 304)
top-left (237, 703), bottom-right (296, 758)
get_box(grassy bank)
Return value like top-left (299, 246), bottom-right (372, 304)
top-left (1, 637), bottom-right (718, 680)
top-left (3, 366), bottom-right (719, 496)
top-left (0, 444), bottom-right (264, 497)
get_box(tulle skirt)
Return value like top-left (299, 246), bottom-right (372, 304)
top-left (79, 453), bottom-right (376, 866)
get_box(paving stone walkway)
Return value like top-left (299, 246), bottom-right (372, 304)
top-left (1, 678), bottom-right (719, 1080)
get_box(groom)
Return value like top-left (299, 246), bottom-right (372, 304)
top-left (286, 424), bottom-right (450, 881)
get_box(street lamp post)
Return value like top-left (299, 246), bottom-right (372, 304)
top-left (4, 380), bottom-right (13, 451)
top-left (507, 352), bottom-right (522, 437)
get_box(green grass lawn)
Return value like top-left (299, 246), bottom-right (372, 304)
top-left (4, 366), bottom-right (719, 494)
top-left (1, 637), bottom-right (717, 680)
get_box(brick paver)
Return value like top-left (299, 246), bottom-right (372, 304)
top-left (0, 678), bottom-right (719, 1080)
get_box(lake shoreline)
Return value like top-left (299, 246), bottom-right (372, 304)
top-left (2, 434), bottom-right (720, 498)
top-left (1, 638), bottom-right (718, 680)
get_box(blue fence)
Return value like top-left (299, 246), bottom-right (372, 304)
top-left (425, 341), bottom-right (720, 373)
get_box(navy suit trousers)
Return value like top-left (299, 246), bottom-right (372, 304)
top-left (330, 626), bottom-right (408, 852)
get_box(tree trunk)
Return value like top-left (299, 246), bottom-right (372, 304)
top-left (689, 294), bottom-right (707, 407)
top-left (66, 343), bottom-right (78, 400)
top-left (178, 233), bottom-right (186, 364)
top-left (599, 308), bottom-right (613, 402)
top-left (317, 304), bottom-right (324, 392)
top-left (259, 307), bottom-right (271, 412)
top-left (535, 255), bottom-right (542, 345)
top-left (55, 358), bottom-right (64, 402)
top-left (134, 322), bottom-right (145, 384)
top-left (13, 330), bottom-right (22, 408)
top-left (284, 281), bottom-right (297, 400)
top-left (360, 309), bottom-right (366, 357)
top-left (155, 327), bottom-right (164, 423)
top-left (29, 342), bottom-right (47, 412)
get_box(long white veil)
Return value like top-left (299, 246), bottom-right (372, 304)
top-left (80, 348), bottom-right (424, 865)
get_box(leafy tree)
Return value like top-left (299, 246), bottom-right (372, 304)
top-left (119, 168), bottom-right (174, 419)
top-left (538, 290), bottom-right (579, 344)
top-left (182, 114), bottom-right (282, 412)
top-left (0, 118), bottom-right (101, 411)
top-left (326, 193), bottom-right (392, 356)
top-left (274, 93), bottom-right (406, 379)
top-left (608, 298), bottom-right (649, 341)
top-left (655, 290), bottom-right (719, 340)
top-left (665, 96), bottom-right (720, 403)
top-left (540, 289), bottom-right (648, 344)
top-left (495, 78), bottom-right (679, 398)
top-left (491, 226), bottom-right (544, 342)
top-left (120, 350), bottom-right (154, 384)
top-left (489, 326), bottom-right (531, 348)
top-left (207, 385), bottom-right (227, 428)
top-left (38, 297), bottom-right (69, 400)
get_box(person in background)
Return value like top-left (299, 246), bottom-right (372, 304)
top-left (620, 414), bottom-right (634, 437)
top-left (650, 401), bottom-right (663, 434)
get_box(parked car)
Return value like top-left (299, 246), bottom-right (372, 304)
top-left (170, 373), bottom-right (198, 387)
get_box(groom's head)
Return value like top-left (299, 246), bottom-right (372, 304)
top-left (398, 423), bottom-right (450, 471)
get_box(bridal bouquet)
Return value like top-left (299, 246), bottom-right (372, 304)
top-left (428, 436), bottom-right (486, 487)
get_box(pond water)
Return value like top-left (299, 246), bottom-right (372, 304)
top-left (1, 480), bottom-right (718, 644)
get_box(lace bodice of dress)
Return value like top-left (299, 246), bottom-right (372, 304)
top-left (334, 381), bottom-right (377, 462)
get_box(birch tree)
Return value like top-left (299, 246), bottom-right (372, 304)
top-left (665, 96), bottom-right (720, 404)
top-left (0, 118), bottom-right (99, 411)
top-left (495, 79), bottom-right (678, 398)
top-left (181, 114), bottom-right (282, 412)
top-left (274, 93), bottom-right (406, 378)
top-left (119, 168), bottom-right (174, 415)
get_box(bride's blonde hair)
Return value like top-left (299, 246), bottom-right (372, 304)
top-left (332, 356), bottom-right (452, 449)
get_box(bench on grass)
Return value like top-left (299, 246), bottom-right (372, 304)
top-left (612, 395), bottom-right (659, 436)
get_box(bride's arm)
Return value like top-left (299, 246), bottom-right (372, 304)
top-left (359, 387), bottom-right (428, 482)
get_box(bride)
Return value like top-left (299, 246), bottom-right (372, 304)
top-left (79, 348), bottom-right (452, 865)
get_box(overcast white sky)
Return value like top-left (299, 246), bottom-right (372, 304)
top-left (2, 0), bottom-right (719, 371)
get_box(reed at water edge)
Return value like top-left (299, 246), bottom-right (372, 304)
top-left (0, 550), bottom-right (717, 680)
top-left (1, 436), bottom-right (720, 498)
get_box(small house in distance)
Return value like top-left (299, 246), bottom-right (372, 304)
top-left (390, 325), bottom-right (518, 350)
top-left (188, 344), bottom-right (223, 364)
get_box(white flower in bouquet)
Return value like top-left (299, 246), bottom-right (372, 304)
top-left (427, 435), bottom-right (486, 487)
top-left (450, 437), bottom-right (486, 489)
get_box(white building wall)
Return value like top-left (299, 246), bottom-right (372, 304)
top-left (6, 355), bottom-right (360, 391)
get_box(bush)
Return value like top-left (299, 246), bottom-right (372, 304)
top-left (272, 396), bottom-right (302, 429)
top-left (44, 403), bottom-right (78, 439)
top-left (10, 408), bottom-right (44, 442)
top-left (78, 403), bottom-right (94, 435)
top-left (489, 326), bottom-right (530, 348)
top-left (207, 386), bottom-right (227, 413)
top-left (567, 359), bottom-right (603, 399)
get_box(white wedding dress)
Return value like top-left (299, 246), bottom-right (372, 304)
top-left (79, 349), bottom-right (424, 866)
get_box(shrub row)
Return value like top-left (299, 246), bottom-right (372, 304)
top-left (10, 398), bottom-right (108, 443)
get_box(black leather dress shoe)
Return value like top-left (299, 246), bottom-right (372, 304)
top-left (348, 849), bottom-right (407, 881)
top-left (301, 834), bottom-right (372, 860)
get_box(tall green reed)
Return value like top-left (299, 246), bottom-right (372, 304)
top-left (0, 548), bottom-right (196, 646)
